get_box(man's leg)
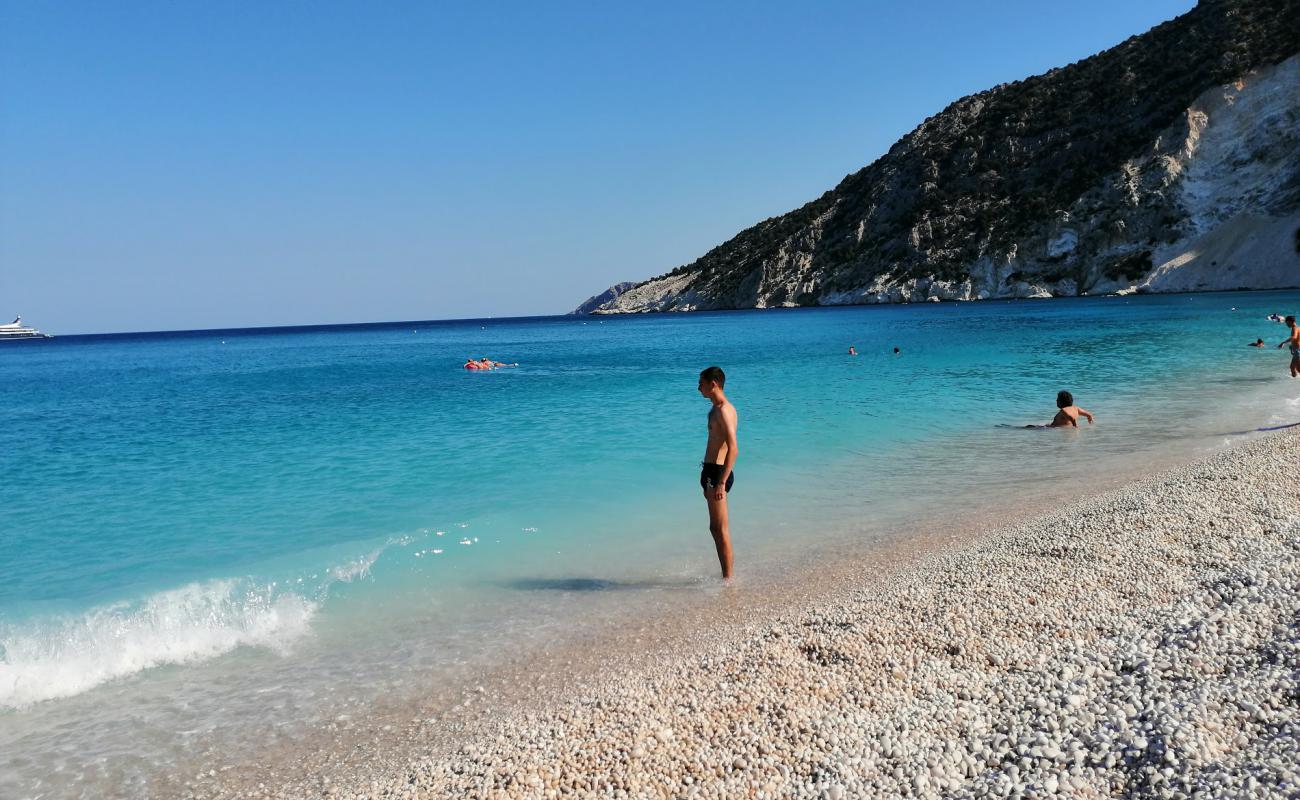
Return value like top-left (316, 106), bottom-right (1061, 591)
top-left (706, 492), bottom-right (733, 579)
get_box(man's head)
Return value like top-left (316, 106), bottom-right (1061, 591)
top-left (1287, 315), bottom-right (1296, 326)
top-left (1056, 390), bottom-right (1073, 409)
top-left (698, 366), bottom-right (725, 397)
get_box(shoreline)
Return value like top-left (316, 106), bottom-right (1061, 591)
top-left (578, 285), bottom-right (1300, 316)
top-left (191, 428), bottom-right (1299, 799)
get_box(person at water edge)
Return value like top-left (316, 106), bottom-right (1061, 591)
top-left (1278, 316), bottom-right (1300, 377)
top-left (1049, 390), bottom-right (1095, 427)
top-left (698, 365), bottom-right (739, 580)
top-left (1250, 338), bottom-right (1266, 348)
top-left (848, 346), bottom-right (858, 356)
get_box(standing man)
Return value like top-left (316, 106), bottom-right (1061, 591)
top-left (698, 366), bottom-right (739, 579)
top-left (1279, 315), bottom-right (1300, 377)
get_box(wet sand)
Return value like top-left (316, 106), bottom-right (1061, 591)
top-left (188, 429), bottom-right (1299, 799)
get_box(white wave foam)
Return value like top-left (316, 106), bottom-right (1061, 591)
top-left (327, 546), bottom-right (384, 583)
top-left (1260, 390), bottom-right (1300, 427)
top-left (0, 579), bottom-right (317, 709)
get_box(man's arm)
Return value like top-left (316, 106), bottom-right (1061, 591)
top-left (714, 409), bottom-right (739, 499)
top-left (1079, 408), bottom-right (1095, 424)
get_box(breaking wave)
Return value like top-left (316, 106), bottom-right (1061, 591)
top-left (0, 578), bottom-right (317, 709)
top-left (0, 533), bottom-right (430, 709)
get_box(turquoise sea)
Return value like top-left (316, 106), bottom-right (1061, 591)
top-left (3, 290), bottom-right (1298, 797)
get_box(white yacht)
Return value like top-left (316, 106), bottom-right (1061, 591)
top-left (0, 315), bottom-right (52, 341)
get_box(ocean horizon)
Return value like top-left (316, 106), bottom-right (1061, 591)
top-left (3, 289), bottom-right (1298, 798)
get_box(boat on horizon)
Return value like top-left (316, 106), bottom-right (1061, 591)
top-left (0, 315), bottom-right (52, 341)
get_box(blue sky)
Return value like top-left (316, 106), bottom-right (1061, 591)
top-left (1, 0), bottom-right (1195, 334)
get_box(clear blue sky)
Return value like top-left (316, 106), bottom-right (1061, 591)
top-left (1, 0), bottom-right (1195, 334)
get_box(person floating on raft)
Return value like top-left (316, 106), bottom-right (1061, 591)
top-left (464, 357), bottom-right (518, 370)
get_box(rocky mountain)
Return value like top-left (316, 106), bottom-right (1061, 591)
top-left (576, 0), bottom-right (1300, 314)
top-left (570, 282), bottom-right (638, 315)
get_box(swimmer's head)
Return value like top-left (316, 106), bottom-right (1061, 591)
top-left (1288, 315), bottom-right (1296, 326)
top-left (1057, 390), bottom-right (1073, 409)
top-left (698, 365), bottom-right (726, 394)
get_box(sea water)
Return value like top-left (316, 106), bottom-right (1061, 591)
top-left (2, 290), bottom-right (1298, 797)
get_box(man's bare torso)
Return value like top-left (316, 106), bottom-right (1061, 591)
top-left (703, 403), bottom-right (738, 465)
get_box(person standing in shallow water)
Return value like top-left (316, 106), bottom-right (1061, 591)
top-left (698, 366), bottom-right (739, 579)
top-left (1279, 315), bottom-right (1300, 377)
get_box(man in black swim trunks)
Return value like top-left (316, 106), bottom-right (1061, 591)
top-left (697, 366), bottom-right (739, 579)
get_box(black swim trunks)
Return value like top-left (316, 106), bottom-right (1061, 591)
top-left (699, 462), bottom-right (735, 493)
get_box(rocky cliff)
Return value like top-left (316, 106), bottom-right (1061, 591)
top-left (577, 0), bottom-right (1300, 314)
top-left (569, 282), bottom-right (638, 315)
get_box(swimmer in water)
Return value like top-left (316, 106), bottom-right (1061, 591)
top-left (1250, 338), bottom-right (1266, 348)
top-left (1047, 390), bottom-right (1095, 428)
top-left (1278, 315), bottom-right (1300, 377)
top-left (893, 347), bottom-right (901, 355)
top-left (848, 346), bottom-right (858, 356)
top-left (698, 365), bottom-right (739, 580)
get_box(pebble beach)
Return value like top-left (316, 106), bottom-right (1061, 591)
top-left (196, 427), bottom-right (1300, 800)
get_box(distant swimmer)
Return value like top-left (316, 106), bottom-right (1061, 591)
top-left (1279, 315), bottom-right (1300, 377)
top-left (1268, 313), bottom-right (1285, 323)
top-left (848, 346), bottom-right (858, 356)
top-left (893, 347), bottom-right (901, 355)
top-left (698, 365), bottom-right (739, 580)
top-left (464, 358), bottom-right (486, 370)
top-left (1250, 338), bottom-right (1266, 348)
top-left (1047, 390), bottom-right (1095, 427)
